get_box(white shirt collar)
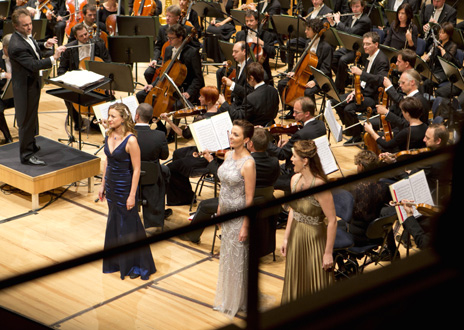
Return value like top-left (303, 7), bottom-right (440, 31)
top-left (406, 89), bottom-right (419, 97)
top-left (367, 49), bottom-right (380, 62)
top-left (254, 81), bottom-right (265, 89)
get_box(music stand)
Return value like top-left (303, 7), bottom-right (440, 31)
top-left (230, 9), bottom-right (247, 26)
top-left (117, 15), bottom-right (159, 37)
top-left (337, 31), bottom-right (365, 54)
top-left (311, 66), bottom-right (342, 107)
top-left (3, 19), bottom-right (47, 40)
top-left (438, 56), bottom-right (464, 128)
top-left (46, 76), bottom-right (113, 150)
top-left (324, 27), bottom-right (344, 50)
top-left (366, 4), bottom-right (385, 28)
top-left (384, 9), bottom-right (397, 26)
top-left (271, 15), bottom-right (307, 39)
top-left (218, 40), bottom-right (235, 63)
top-left (88, 61), bottom-right (134, 93)
top-left (193, 1), bottom-right (224, 19)
top-left (1, 79), bottom-right (12, 100)
top-left (0, 1), bottom-right (9, 18)
top-left (452, 28), bottom-right (464, 50)
top-left (380, 44), bottom-right (401, 63)
top-left (415, 55), bottom-right (439, 83)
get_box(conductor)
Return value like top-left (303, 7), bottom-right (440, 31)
top-left (9, 8), bottom-right (66, 165)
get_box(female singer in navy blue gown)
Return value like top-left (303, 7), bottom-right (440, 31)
top-left (98, 103), bottom-right (156, 280)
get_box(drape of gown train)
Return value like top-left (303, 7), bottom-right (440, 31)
top-left (281, 174), bottom-right (334, 304)
top-left (214, 151), bottom-right (254, 318)
top-left (102, 134), bottom-right (156, 280)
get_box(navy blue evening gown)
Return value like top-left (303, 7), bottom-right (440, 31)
top-left (102, 134), bottom-right (156, 280)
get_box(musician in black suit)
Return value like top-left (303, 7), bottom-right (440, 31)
top-left (137, 24), bottom-right (205, 110)
top-left (285, 0), bottom-right (332, 72)
top-left (144, 5), bottom-right (200, 84)
top-left (278, 18), bottom-right (333, 118)
top-left (234, 10), bottom-right (276, 85)
top-left (335, 31), bottom-right (389, 146)
top-left (421, 0), bottom-right (457, 37)
top-left (332, 0), bottom-right (350, 14)
top-left (67, 3), bottom-right (107, 43)
top-left (9, 8), bottom-right (66, 165)
top-left (58, 23), bottom-right (111, 131)
top-left (217, 41), bottom-right (255, 107)
top-left (134, 103), bottom-right (170, 229)
top-left (181, 127), bottom-right (280, 244)
top-left (256, 0), bottom-right (281, 16)
top-left (377, 69), bottom-right (430, 133)
top-left (328, 0), bottom-right (372, 95)
top-left (267, 97), bottom-right (326, 193)
top-left (219, 62), bottom-right (279, 127)
top-left (179, 0), bottom-right (202, 37)
top-left (0, 34), bottom-right (14, 144)
top-left (385, 0), bottom-right (420, 15)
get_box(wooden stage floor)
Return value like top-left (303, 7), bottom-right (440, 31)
top-left (0, 61), bottom-right (418, 329)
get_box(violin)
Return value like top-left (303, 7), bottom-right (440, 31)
top-left (265, 122), bottom-right (302, 135)
top-left (221, 60), bottom-right (235, 104)
top-left (389, 201), bottom-right (440, 217)
top-left (132, 0), bottom-right (157, 16)
top-left (35, 0), bottom-right (56, 20)
top-left (284, 22), bottom-right (329, 107)
top-left (248, 13), bottom-right (269, 65)
top-left (353, 51), bottom-right (363, 106)
top-left (394, 147), bottom-right (431, 162)
top-left (163, 106), bottom-right (207, 119)
top-left (378, 63), bottom-right (396, 141)
top-left (363, 107), bottom-right (381, 155)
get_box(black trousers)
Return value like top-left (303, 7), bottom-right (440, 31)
top-left (0, 97), bottom-right (14, 140)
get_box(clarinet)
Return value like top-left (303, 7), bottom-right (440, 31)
top-left (424, 8), bottom-right (436, 40)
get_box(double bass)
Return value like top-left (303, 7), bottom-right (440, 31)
top-left (145, 28), bottom-right (197, 117)
top-left (284, 22), bottom-right (329, 107)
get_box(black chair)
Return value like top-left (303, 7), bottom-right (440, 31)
top-left (189, 168), bottom-right (220, 212)
top-left (345, 213), bottom-right (398, 274)
top-left (138, 161), bottom-right (159, 210)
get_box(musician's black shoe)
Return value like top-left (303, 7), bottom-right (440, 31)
top-left (279, 110), bottom-right (294, 120)
top-left (343, 136), bottom-right (362, 146)
top-left (21, 155), bottom-right (46, 166)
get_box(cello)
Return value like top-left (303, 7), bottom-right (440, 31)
top-left (284, 22), bottom-right (329, 107)
top-left (132, 0), bottom-right (157, 16)
top-left (65, 0), bottom-right (79, 37)
top-left (145, 28), bottom-right (197, 117)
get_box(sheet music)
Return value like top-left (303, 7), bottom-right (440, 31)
top-left (324, 100), bottom-right (343, 142)
top-left (313, 135), bottom-right (338, 175)
top-left (50, 70), bottom-right (106, 89)
top-left (92, 95), bottom-right (139, 137)
top-left (389, 178), bottom-right (415, 221)
top-left (189, 112), bottom-right (232, 152)
top-left (409, 170), bottom-right (434, 207)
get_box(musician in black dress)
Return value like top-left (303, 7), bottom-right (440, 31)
top-left (383, 3), bottom-right (418, 51)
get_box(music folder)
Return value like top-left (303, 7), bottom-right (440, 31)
top-left (271, 15), bottom-right (307, 39)
top-left (414, 55), bottom-right (439, 83)
top-left (192, 1), bottom-right (224, 19)
top-left (336, 31), bottom-right (365, 54)
top-left (438, 56), bottom-right (464, 91)
top-left (218, 40), bottom-right (235, 64)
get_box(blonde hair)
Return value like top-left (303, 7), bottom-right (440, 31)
top-left (107, 103), bottom-right (137, 137)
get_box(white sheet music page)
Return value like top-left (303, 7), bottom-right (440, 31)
top-left (50, 70), bottom-right (105, 89)
top-left (210, 112), bottom-right (233, 150)
top-left (313, 135), bottom-right (338, 175)
top-left (324, 100), bottom-right (343, 142)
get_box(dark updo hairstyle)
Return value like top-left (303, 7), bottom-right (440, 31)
top-left (293, 139), bottom-right (327, 182)
top-left (233, 119), bottom-right (254, 140)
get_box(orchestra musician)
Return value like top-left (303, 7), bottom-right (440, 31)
top-left (128, 0), bottom-right (162, 16)
top-left (68, 3), bottom-right (107, 42)
top-left (383, 3), bottom-right (418, 51)
top-left (421, 0), bottom-right (456, 38)
top-left (233, 9), bottom-right (276, 85)
top-left (161, 86), bottom-right (221, 206)
top-left (267, 96), bottom-right (326, 193)
top-left (0, 34), bottom-right (14, 145)
top-left (58, 23), bottom-right (111, 131)
top-left (216, 41), bottom-right (254, 107)
top-left (9, 7), bottom-right (66, 165)
top-left (363, 97), bottom-right (428, 153)
top-left (385, 0), bottom-right (420, 15)
top-left (328, 0), bottom-right (372, 95)
top-left (144, 5), bottom-right (200, 84)
top-left (219, 62), bottom-right (279, 127)
top-left (278, 18), bottom-right (333, 119)
top-left (203, 0), bottom-right (238, 63)
top-left (137, 23), bottom-right (204, 112)
top-left (284, 0), bottom-right (332, 74)
top-left (179, 0), bottom-right (201, 38)
top-left (335, 31), bottom-right (389, 146)
top-left (377, 69), bottom-right (430, 134)
top-left (421, 22), bottom-right (461, 97)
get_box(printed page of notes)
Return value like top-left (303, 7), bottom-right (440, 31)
top-left (313, 135), bottom-right (339, 175)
